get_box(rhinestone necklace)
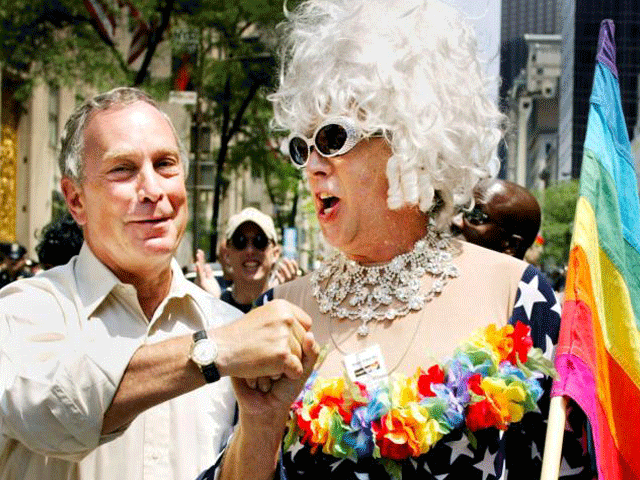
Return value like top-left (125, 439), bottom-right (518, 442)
top-left (311, 229), bottom-right (459, 337)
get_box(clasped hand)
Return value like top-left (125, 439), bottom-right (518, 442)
top-left (211, 300), bottom-right (318, 416)
top-left (212, 299), bottom-right (317, 382)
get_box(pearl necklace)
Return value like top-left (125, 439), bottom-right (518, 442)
top-left (311, 229), bottom-right (459, 336)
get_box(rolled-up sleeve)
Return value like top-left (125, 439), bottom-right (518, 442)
top-left (0, 279), bottom-right (141, 461)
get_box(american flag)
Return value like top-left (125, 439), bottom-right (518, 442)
top-left (124, 2), bottom-right (152, 65)
top-left (83, 0), bottom-right (154, 65)
top-left (83, 0), bottom-right (116, 44)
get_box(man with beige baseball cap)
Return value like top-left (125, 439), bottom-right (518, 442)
top-left (225, 207), bottom-right (278, 244)
top-left (213, 207), bottom-right (297, 312)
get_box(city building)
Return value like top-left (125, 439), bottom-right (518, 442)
top-left (499, 0), bottom-right (561, 189)
top-left (504, 34), bottom-right (561, 190)
top-left (500, 0), bottom-right (560, 105)
top-left (0, 76), bottom-right (77, 259)
top-left (559, 0), bottom-right (640, 179)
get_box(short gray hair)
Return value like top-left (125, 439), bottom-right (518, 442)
top-left (58, 87), bottom-right (189, 182)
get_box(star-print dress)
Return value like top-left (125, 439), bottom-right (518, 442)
top-left (198, 266), bottom-right (594, 480)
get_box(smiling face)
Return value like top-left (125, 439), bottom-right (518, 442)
top-left (61, 101), bottom-right (187, 280)
top-left (225, 222), bottom-right (280, 286)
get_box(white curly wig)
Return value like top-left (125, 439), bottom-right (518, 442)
top-left (269, 0), bottom-right (505, 229)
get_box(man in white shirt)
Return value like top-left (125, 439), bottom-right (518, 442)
top-left (0, 87), bottom-right (317, 480)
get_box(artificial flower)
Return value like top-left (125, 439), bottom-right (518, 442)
top-left (287, 321), bottom-right (554, 467)
top-left (484, 323), bottom-right (515, 362)
top-left (429, 383), bottom-right (465, 429)
top-left (480, 377), bottom-right (527, 427)
top-left (374, 407), bottom-right (428, 459)
top-left (506, 321), bottom-right (534, 364)
top-left (417, 365), bottom-right (445, 398)
top-left (466, 397), bottom-right (503, 431)
top-left (390, 374), bottom-right (419, 406)
top-left (343, 406), bottom-right (376, 457)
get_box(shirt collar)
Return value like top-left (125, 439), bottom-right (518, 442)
top-left (75, 243), bottom-right (121, 317)
top-left (74, 243), bottom-right (196, 319)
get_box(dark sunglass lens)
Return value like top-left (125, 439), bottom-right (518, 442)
top-left (231, 233), bottom-right (248, 250)
top-left (465, 206), bottom-right (488, 226)
top-left (289, 137), bottom-right (309, 166)
top-left (253, 233), bottom-right (269, 250)
top-left (315, 123), bottom-right (348, 155)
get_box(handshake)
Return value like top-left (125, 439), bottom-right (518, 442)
top-left (209, 299), bottom-right (320, 407)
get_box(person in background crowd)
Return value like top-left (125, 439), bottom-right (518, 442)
top-left (35, 212), bottom-right (84, 269)
top-left (0, 87), bottom-right (317, 480)
top-left (200, 0), bottom-right (591, 478)
top-left (452, 178), bottom-right (542, 260)
top-left (548, 263), bottom-right (567, 305)
top-left (209, 207), bottom-right (298, 313)
top-left (216, 238), bottom-right (235, 291)
top-left (194, 248), bottom-right (223, 298)
top-left (0, 242), bottom-right (31, 287)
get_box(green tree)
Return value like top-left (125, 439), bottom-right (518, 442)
top-left (1, 0), bottom-right (304, 261)
top-left (537, 180), bottom-right (580, 267)
top-left (0, 0), bottom-right (190, 96)
top-left (183, 1), bottom-right (303, 259)
top-left (228, 98), bottom-right (303, 231)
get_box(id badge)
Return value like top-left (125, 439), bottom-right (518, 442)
top-left (343, 344), bottom-right (389, 391)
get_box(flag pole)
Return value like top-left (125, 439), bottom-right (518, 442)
top-left (540, 395), bottom-right (568, 480)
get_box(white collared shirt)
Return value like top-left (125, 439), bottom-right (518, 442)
top-left (0, 243), bottom-right (240, 480)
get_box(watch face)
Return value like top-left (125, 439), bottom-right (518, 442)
top-left (192, 339), bottom-right (218, 365)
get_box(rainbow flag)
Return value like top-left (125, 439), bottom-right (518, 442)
top-left (551, 19), bottom-right (640, 480)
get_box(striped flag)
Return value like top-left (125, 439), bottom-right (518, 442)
top-left (84, 0), bottom-right (154, 65)
top-left (125, 2), bottom-right (152, 65)
top-left (83, 0), bottom-right (116, 44)
top-left (551, 19), bottom-right (640, 480)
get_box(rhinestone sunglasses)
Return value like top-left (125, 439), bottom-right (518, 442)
top-left (285, 117), bottom-right (380, 167)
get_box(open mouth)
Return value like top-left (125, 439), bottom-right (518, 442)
top-left (241, 260), bottom-right (264, 276)
top-left (318, 192), bottom-right (340, 217)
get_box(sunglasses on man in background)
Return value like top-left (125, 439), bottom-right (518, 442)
top-left (230, 231), bottom-right (270, 251)
top-left (463, 205), bottom-right (490, 225)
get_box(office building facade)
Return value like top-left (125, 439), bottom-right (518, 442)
top-left (559, 0), bottom-right (640, 179)
top-left (500, 0), bottom-right (560, 105)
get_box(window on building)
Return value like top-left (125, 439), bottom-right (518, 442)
top-left (48, 85), bottom-right (60, 148)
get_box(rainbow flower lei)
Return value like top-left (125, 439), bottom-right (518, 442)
top-left (284, 321), bottom-right (556, 476)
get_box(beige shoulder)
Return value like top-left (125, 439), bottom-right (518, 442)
top-left (272, 273), bottom-right (324, 317)
top-left (272, 273), bottom-right (313, 301)
top-left (454, 240), bottom-right (529, 283)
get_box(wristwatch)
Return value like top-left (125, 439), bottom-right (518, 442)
top-left (189, 330), bottom-right (221, 383)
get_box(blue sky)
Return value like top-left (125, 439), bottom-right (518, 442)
top-left (451, 0), bottom-right (501, 100)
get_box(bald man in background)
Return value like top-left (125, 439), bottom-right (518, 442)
top-left (452, 178), bottom-right (541, 260)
